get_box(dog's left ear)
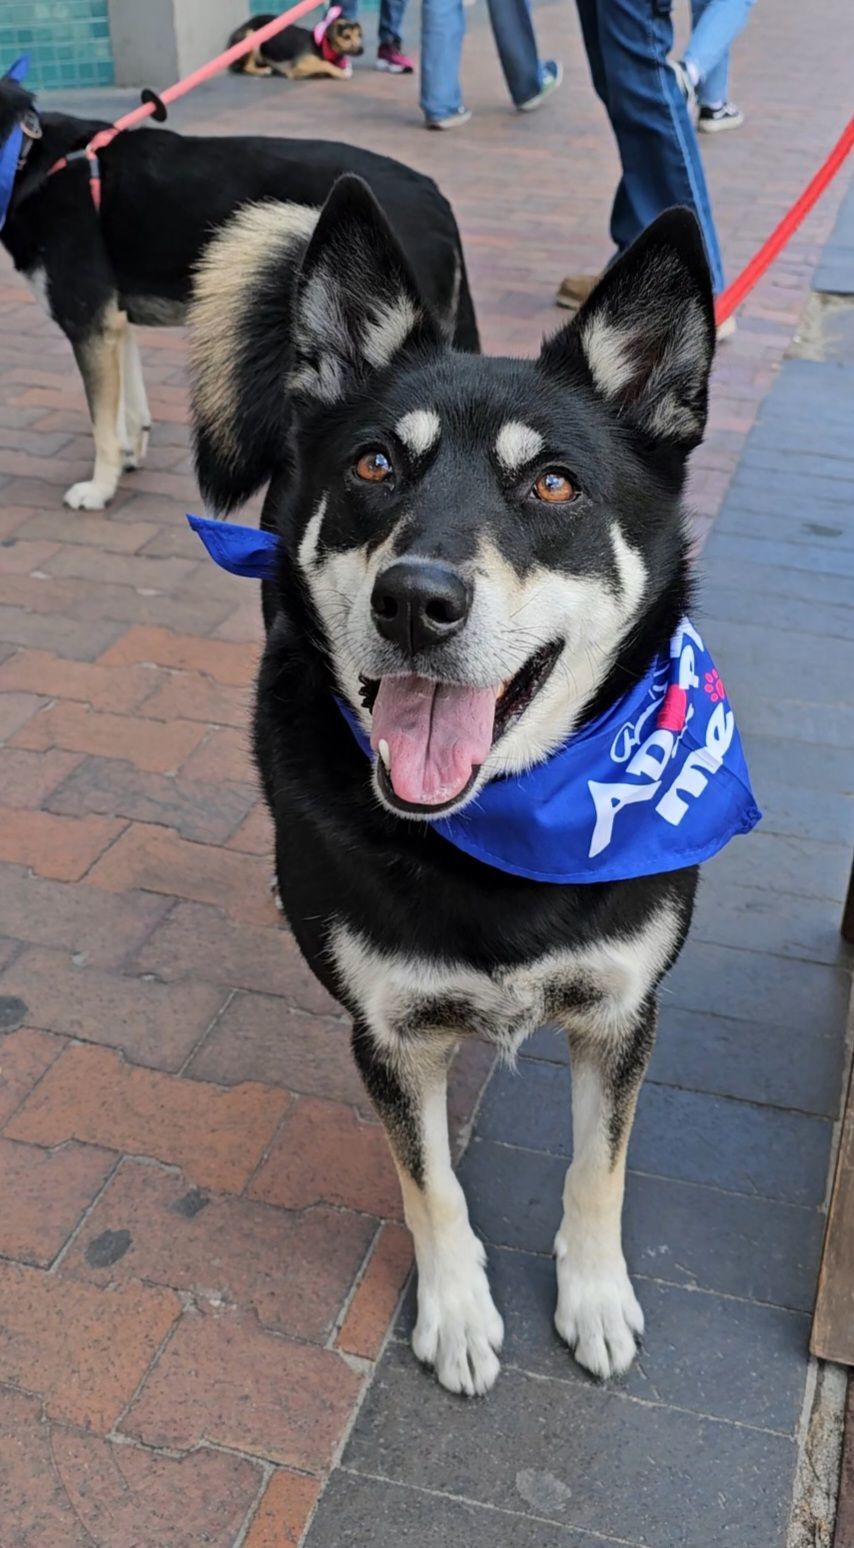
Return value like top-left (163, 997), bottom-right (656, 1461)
top-left (540, 209), bottom-right (715, 450)
top-left (290, 174), bottom-right (440, 405)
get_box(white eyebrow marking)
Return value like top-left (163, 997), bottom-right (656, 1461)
top-left (495, 421), bottom-right (544, 472)
top-left (395, 409), bottom-right (441, 455)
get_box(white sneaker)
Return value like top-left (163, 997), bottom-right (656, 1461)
top-left (426, 107), bottom-right (472, 130)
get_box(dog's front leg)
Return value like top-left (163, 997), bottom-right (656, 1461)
top-left (554, 998), bottom-right (656, 1379)
top-left (65, 301), bottom-right (127, 510)
top-left (352, 1023), bottom-right (503, 1395)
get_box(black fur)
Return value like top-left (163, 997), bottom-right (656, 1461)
top-left (0, 78), bottom-right (477, 472)
top-left (192, 180), bottom-right (717, 1391)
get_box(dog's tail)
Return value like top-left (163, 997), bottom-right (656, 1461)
top-left (0, 76), bottom-right (35, 146)
top-left (226, 14), bottom-right (275, 72)
top-left (190, 199), bottom-right (319, 513)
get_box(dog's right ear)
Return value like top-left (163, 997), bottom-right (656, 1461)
top-left (289, 174), bottom-right (440, 405)
top-left (0, 78), bottom-right (35, 147)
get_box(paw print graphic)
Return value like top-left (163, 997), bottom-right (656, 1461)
top-left (704, 669), bottom-right (726, 704)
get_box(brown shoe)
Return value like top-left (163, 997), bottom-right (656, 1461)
top-left (555, 272), bottom-right (601, 311)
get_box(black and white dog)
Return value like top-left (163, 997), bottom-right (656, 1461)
top-left (0, 75), bottom-right (475, 511)
top-left (190, 177), bottom-right (718, 1395)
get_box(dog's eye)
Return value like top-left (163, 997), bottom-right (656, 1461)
top-left (354, 450), bottom-right (393, 483)
top-left (532, 470), bottom-right (577, 503)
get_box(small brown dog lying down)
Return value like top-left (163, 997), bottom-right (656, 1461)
top-left (228, 9), bottom-right (364, 80)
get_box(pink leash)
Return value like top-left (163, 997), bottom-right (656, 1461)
top-left (48, 0), bottom-right (321, 208)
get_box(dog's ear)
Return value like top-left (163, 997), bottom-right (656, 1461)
top-left (540, 209), bottom-right (716, 450)
top-left (290, 174), bottom-right (440, 405)
top-left (0, 78), bottom-right (35, 147)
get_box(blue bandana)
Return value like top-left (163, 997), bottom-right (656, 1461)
top-left (0, 58), bottom-right (29, 234)
top-left (189, 513), bottom-right (761, 883)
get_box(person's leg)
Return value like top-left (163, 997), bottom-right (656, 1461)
top-left (684, 0), bottom-right (754, 99)
top-left (484, 0), bottom-right (542, 107)
top-left (421, 0), bottom-right (466, 121)
top-left (379, 0), bottom-right (408, 47)
top-left (595, 0), bottom-right (725, 292)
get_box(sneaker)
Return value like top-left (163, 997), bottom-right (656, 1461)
top-left (426, 107), bottom-right (472, 130)
top-left (376, 37), bottom-right (414, 74)
top-left (555, 271), bottom-right (600, 311)
top-left (698, 101), bottom-right (745, 133)
top-left (670, 58), bottom-right (697, 111)
top-left (517, 59), bottom-right (563, 113)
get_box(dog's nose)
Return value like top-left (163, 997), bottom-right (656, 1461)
top-left (371, 560), bottom-right (471, 656)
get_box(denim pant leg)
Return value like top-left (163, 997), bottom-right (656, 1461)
top-left (421, 0), bottom-right (466, 119)
top-left (336, 0), bottom-right (409, 45)
top-left (685, 0), bottom-right (755, 101)
top-left (577, 0), bottom-right (725, 293)
top-left (379, 0), bottom-right (409, 46)
top-left (484, 0), bottom-right (542, 107)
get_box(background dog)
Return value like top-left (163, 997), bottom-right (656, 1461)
top-left (189, 175), bottom-right (718, 1396)
top-left (228, 10), bottom-right (365, 80)
top-left (0, 76), bottom-right (475, 510)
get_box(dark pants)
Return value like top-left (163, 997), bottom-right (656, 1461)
top-left (576, 0), bottom-right (725, 292)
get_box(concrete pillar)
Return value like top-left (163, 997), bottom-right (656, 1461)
top-left (108, 0), bottom-right (250, 87)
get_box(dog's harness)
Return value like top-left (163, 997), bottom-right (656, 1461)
top-left (2, 54), bottom-right (170, 216)
top-left (187, 513), bottom-right (761, 883)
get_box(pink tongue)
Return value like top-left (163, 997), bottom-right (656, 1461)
top-left (370, 675), bottom-right (497, 807)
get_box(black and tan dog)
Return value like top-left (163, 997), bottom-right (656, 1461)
top-left (0, 75), bottom-right (475, 509)
top-left (187, 176), bottom-right (757, 1397)
top-left (228, 9), bottom-right (364, 81)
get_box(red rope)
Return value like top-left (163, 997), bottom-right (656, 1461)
top-left (715, 114), bottom-right (854, 324)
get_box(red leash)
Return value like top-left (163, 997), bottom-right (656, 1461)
top-left (715, 113), bottom-right (854, 324)
top-left (48, 0), bottom-right (320, 207)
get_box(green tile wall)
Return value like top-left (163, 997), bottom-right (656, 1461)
top-left (1, 1), bottom-right (114, 91)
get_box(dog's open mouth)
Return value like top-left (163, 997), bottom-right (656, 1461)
top-left (361, 640), bottom-right (561, 815)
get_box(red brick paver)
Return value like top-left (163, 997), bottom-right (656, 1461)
top-left (0, 3), bottom-right (848, 1540)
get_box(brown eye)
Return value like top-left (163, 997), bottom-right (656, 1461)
top-left (355, 450), bottom-right (393, 483)
top-left (532, 470), bottom-right (576, 503)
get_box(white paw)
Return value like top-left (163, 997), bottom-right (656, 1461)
top-left (554, 1238), bottom-right (643, 1380)
top-left (64, 479), bottom-right (116, 511)
top-left (412, 1241), bottom-right (504, 1396)
top-left (269, 874), bottom-right (284, 914)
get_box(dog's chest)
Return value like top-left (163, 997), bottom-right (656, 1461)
top-left (329, 906), bottom-right (678, 1052)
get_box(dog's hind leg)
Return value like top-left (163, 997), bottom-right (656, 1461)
top-left (119, 326), bottom-right (151, 471)
top-left (65, 300), bottom-right (127, 510)
top-left (554, 997), bottom-right (656, 1380)
top-left (352, 1023), bottom-right (504, 1395)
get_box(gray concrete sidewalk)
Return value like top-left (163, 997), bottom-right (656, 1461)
top-left (304, 188), bottom-right (854, 1548)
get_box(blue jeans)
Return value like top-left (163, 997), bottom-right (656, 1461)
top-left (420, 0), bottom-right (465, 119)
top-left (338, 0), bottom-right (407, 46)
top-left (685, 0), bottom-right (756, 105)
top-left (421, 0), bottom-right (547, 120)
top-left (486, 0), bottom-right (545, 107)
top-left (575, 0), bottom-right (725, 293)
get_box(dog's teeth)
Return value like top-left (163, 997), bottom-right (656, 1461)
top-left (378, 738), bottom-right (391, 770)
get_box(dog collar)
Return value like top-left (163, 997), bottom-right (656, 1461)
top-left (188, 513), bottom-right (761, 883)
top-left (0, 56), bottom-right (31, 232)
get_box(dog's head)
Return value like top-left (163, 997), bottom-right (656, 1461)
top-left (286, 176), bottom-right (715, 819)
top-left (326, 19), bottom-right (364, 56)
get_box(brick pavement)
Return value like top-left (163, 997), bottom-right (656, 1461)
top-left (0, 1), bottom-right (852, 1542)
